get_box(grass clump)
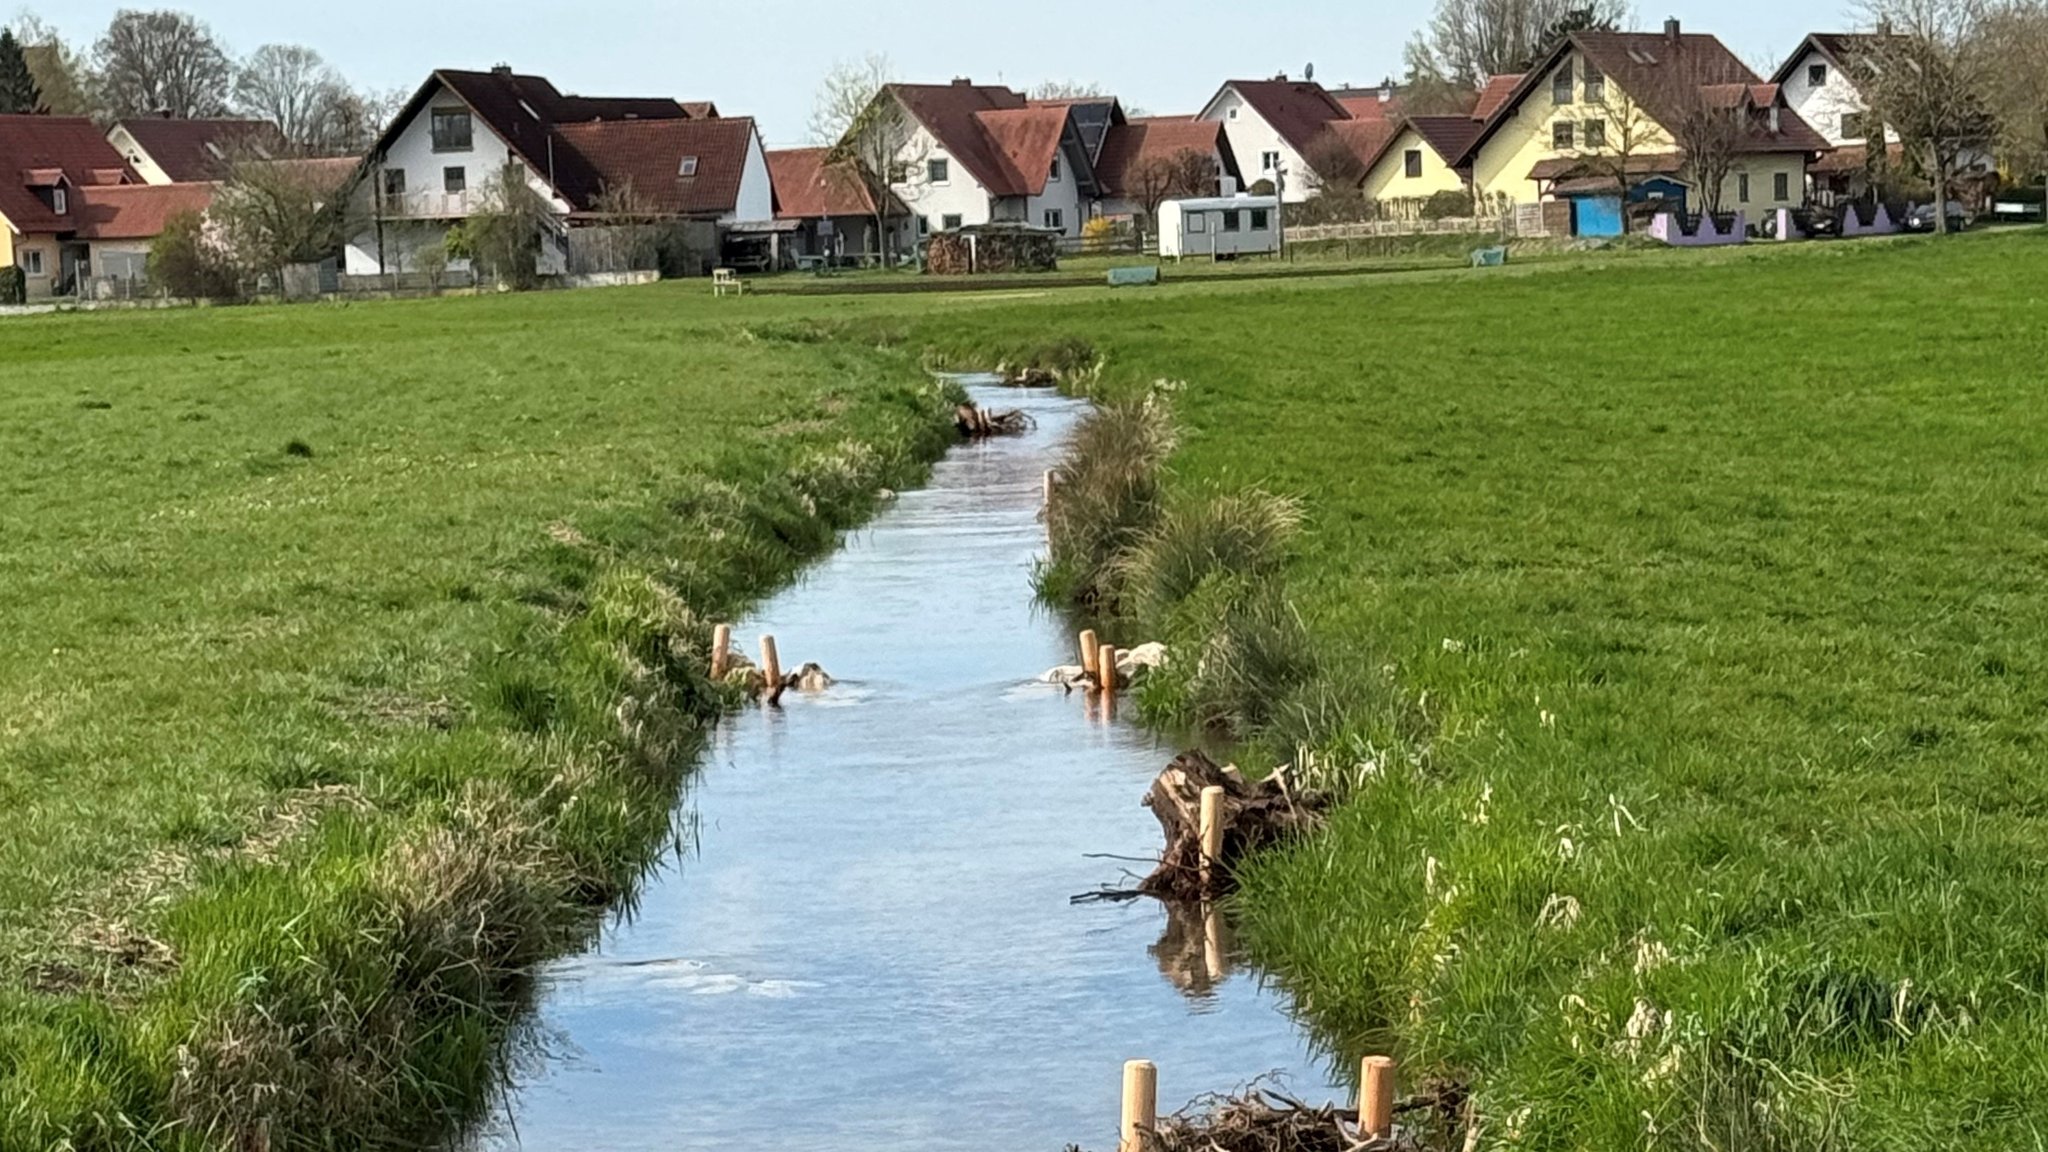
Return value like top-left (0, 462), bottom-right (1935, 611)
top-left (1039, 396), bottom-right (1176, 612)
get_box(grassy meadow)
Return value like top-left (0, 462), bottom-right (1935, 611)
top-left (906, 231), bottom-right (2048, 1149)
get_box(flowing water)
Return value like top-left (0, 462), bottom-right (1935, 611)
top-left (470, 381), bottom-right (1337, 1151)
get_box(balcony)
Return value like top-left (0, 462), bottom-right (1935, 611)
top-left (376, 189), bottom-right (480, 220)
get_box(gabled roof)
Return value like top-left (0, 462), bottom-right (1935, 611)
top-left (552, 117), bottom-right (760, 217)
top-left (0, 115), bottom-right (138, 234)
top-left (1457, 29), bottom-right (1832, 164)
top-left (884, 82), bottom-right (1101, 198)
top-left (1472, 74), bottom-right (1524, 120)
top-left (767, 147), bottom-right (904, 219)
top-left (1319, 119), bottom-right (1401, 175)
top-left (1768, 32), bottom-right (1894, 85)
top-left (111, 118), bottom-right (286, 181)
top-left (1407, 115), bottom-right (1486, 166)
top-left (1094, 117), bottom-right (1237, 198)
top-left (1208, 79), bottom-right (1355, 157)
top-left (977, 105), bottom-right (1073, 196)
top-left (73, 182), bottom-right (217, 239)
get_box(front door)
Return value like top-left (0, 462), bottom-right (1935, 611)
top-left (58, 242), bottom-right (90, 296)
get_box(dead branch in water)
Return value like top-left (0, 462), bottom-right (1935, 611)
top-left (955, 404), bottom-right (1034, 439)
top-left (1139, 750), bottom-right (1327, 902)
top-left (1106, 1076), bottom-right (1467, 1152)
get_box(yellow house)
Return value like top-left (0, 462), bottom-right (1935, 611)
top-left (1359, 116), bottom-right (1485, 214)
top-left (1458, 21), bottom-right (1831, 233)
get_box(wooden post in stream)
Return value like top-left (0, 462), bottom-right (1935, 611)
top-left (1080, 629), bottom-right (1101, 678)
top-left (1199, 785), bottom-right (1226, 893)
top-left (760, 635), bottom-right (784, 705)
top-left (1044, 469), bottom-right (1058, 508)
top-left (1360, 1055), bottom-right (1396, 1141)
top-left (1120, 1059), bottom-right (1158, 1152)
top-left (710, 624), bottom-right (732, 681)
top-left (1098, 645), bottom-right (1118, 695)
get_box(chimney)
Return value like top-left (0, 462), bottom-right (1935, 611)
top-left (1664, 17), bottom-right (1681, 43)
top-left (952, 76), bottom-right (973, 86)
top-left (491, 63), bottom-right (513, 76)
top-left (1379, 77), bottom-right (1396, 102)
top-left (156, 106), bottom-right (173, 119)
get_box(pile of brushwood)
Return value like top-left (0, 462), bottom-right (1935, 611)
top-left (956, 403), bottom-right (1033, 438)
top-left (1106, 1078), bottom-right (1466, 1152)
top-left (1139, 750), bottom-right (1326, 901)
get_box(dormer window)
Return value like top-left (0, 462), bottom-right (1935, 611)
top-left (679, 156), bottom-right (699, 177)
top-left (52, 186), bottom-right (67, 214)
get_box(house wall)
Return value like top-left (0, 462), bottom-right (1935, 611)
top-left (10, 235), bottom-right (61, 298)
top-left (1024, 143), bottom-right (1086, 236)
top-left (726, 129), bottom-right (776, 224)
top-left (1363, 127), bottom-right (1467, 206)
top-left (893, 122), bottom-right (995, 233)
top-left (87, 239), bottom-right (153, 280)
top-left (1204, 88), bottom-right (1312, 202)
top-left (106, 124), bottom-right (175, 185)
top-left (0, 220), bottom-right (13, 268)
top-left (1720, 153), bottom-right (1807, 214)
top-left (1780, 49), bottom-right (1898, 147)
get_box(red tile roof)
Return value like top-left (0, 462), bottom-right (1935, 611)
top-left (1406, 115), bottom-right (1486, 166)
top-left (112, 118), bottom-right (286, 182)
top-left (1336, 94), bottom-right (1404, 121)
top-left (0, 115), bottom-right (139, 235)
top-left (1094, 117), bottom-right (1235, 198)
top-left (552, 117), bottom-right (760, 217)
top-left (1472, 74), bottom-right (1523, 120)
top-left (1320, 119), bottom-right (1401, 174)
top-left (767, 147), bottom-right (903, 219)
top-left (976, 105), bottom-right (1071, 196)
top-left (886, 82), bottom-right (1034, 195)
top-left (73, 182), bottom-right (216, 240)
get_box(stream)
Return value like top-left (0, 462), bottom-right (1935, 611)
top-left (468, 380), bottom-right (1338, 1151)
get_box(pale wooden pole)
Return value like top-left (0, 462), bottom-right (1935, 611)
top-left (760, 635), bottom-right (783, 705)
top-left (1098, 645), bottom-right (1119, 695)
top-left (1080, 629), bottom-right (1101, 678)
top-left (1044, 469), bottom-right (1058, 507)
top-left (710, 624), bottom-right (732, 681)
top-left (1360, 1055), bottom-right (1396, 1140)
top-left (1120, 1059), bottom-right (1158, 1152)
top-left (1199, 785), bottom-right (1226, 893)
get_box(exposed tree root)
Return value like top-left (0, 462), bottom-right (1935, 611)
top-left (956, 404), bottom-right (1035, 438)
top-left (1139, 750), bottom-right (1327, 902)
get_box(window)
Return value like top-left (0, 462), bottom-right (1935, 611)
top-left (1049, 156), bottom-right (1061, 181)
top-left (1250, 208), bottom-right (1269, 229)
top-left (679, 156), bottom-right (699, 177)
top-left (1228, 107), bottom-right (1240, 120)
top-left (1223, 209), bottom-right (1242, 232)
top-left (1840, 112), bottom-right (1866, 139)
top-left (21, 249), bottom-right (42, 275)
top-left (1553, 67), bottom-right (1574, 104)
top-left (1404, 149), bottom-right (1423, 178)
top-left (1737, 172), bottom-right (1751, 202)
top-left (1261, 150), bottom-right (1281, 173)
top-left (917, 216), bottom-right (931, 236)
top-left (1774, 171), bottom-right (1790, 200)
top-left (382, 168), bottom-right (407, 197)
top-left (927, 158), bottom-right (950, 184)
top-left (1808, 62), bottom-right (1828, 87)
top-left (1187, 211), bottom-right (1207, 232)
top-left (1043, 208), bottom-right (1064, 230)
top-left (942, 213), bottom-right (963, 231)
top-left (1583, 119), bottom-right (1606, 148)
top-left (50, 186), bottom-right (66, 215)
top-left (443, 166), bottom-right (466, 194)
top-left (1552, 121), bottom-right (1575, 149)
top-left (1584, 67), bottom-right (1605, 102)
top-left (430, 108), bottom-right (472, 152)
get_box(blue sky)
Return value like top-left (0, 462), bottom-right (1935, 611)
top-left (30, 0), bottom-right (1851, 146)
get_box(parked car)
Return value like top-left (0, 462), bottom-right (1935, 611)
top-left (1903, 201), bottom-right (1973, 232)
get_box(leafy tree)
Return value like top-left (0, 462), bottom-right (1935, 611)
top-left (210, 141), bottom-right (364, 286)
top-left (449, 162), bottom-right (554, 289)
top-left (1978, 0), bottom-right (2048, 215)
top-left (1850, 0), bottom-right (1997, 232)
top-left (0, 30), bottom-right (41, 113)
top-left (149, 210), bottom-right (238, 298)
top-left (95, 9), bottom-right (233, 119)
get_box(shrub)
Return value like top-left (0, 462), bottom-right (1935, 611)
top-left (1040, 397), bottom-right (1177, 610)
top-left (1114, 488), bottom-right (1301, 632)
top-left (150, 211), bottom-right (239, 299)
top-left (1145, 576), bottom-right (1318, 737)
top-left (0, 263), bottom-right (23, 305)
top-left (1422, 189), bottom-right (1475, 219)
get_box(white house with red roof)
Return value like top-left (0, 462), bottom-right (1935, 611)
top-left (1197, 78), bottom-right (1401, 203)
top-left (868, 81), bottom-right (1101, 242)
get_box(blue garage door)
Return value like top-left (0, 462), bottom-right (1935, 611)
top-left (1572, 196), bottom-right (1624, 237)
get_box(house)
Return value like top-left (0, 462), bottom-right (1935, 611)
top-left (1457, 22), bottom-right (1831, 234)
top-left (1196, 78), bottom-right (1410, 202)
top-left (106, 118), bottom-right (286, 185)
top-left (349, 67), bottom-right (768, 279)
top-left (867, 81), bottom-right (1103, 243)
top-left (765, 147), bottom-right (907, 266)
top-left (1357, 115), bottom-right (1487, 214)
top-left (0, 115), bottom-right (140, 299)
top-left (71, 182), bottom-right (218, 288)
top-left (1092, 116), bottom-right (1240, 224)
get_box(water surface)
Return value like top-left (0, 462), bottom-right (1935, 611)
top-left (474, 382), bottom-right (1337, 1151)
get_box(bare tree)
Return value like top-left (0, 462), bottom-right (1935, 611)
top-left (1300, 131), bottom-right (1373, 219)
top-left (95, 8), bottom-right (233, 119)
top-left (1564, 84), bottom-right (1665, 231)
top-left (448, 162), bottom-right (556, 289)
top-left (210, 140), bottom-right (365, 287)
top-left (815, 55), bottom-right (920, 264)
top-left (320, 85), bottom-right (408, 155)
top-left (1406, 0), bottom-right (1627, 89)
top-left (1126, 147), bottom-right (1221, 238)
top-left (1669, 91), bottom-right (1749, 219)
top-left (1030, 80), bottom-right (1108, 100)
top-left (235, 44), bottom-right (349, 150)
top-left (1972, 0), bottom-right (2048, 217)
top-left (1850, 0), bottom-right (1997, 232)
top-left (8, 13), bottom-right (96, 117)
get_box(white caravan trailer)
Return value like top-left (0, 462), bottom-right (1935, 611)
top-left (1158, 195), bottom-right (1282, 259)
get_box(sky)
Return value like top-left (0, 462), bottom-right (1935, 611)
top-left (31, 0), bottom-right (1857, 146)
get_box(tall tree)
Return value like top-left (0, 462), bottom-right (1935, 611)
top-left (1850, 0), bottom-right (1996, 233)
top-left (0, 30), bottom-right (40, 113)
top-left (8, 14), bottom-right (93, 117)
top-left (814, 55), bottom-right (919, 264)
top-left (1030, 80), bottom-right (1108, 100)
top-left (1670, 90), bottom-right (1748, 219)
top-left (1406, 0), bottom-right (1627, 88)
top-left (95, 9), bottom-right (233, 119)
top-left (1973, 0), bottom-right (2048, 217)
top-left (234, 44), bottom-right (347, 149)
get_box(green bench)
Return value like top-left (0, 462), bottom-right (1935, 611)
top-left (1107, 266), bottom-right (1161, 287)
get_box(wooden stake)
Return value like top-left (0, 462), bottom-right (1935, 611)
top-left (1360, 1055), bottom-right (1396, 1140)
top-left (1120, 1059), bottom-right (1158, 1152)
top-left (1080, 629), bottom-right (1101, 678)
top-left (710, 624), bottom-right (732, 681)
top-left (760, 635), bottom-right (783, 705)
top-left (1203, 903), bottom-right (1228, 981)
top-left (1199, 785), bottom-right (1226, 893)
top-left (1098, 644), bottom-right (1118, 695)
top-left (1044, 469), bottom-right (1058, 507)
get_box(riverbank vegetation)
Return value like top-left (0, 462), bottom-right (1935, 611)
top-left (911, 231), bottom-right (2048, 1148)
top-left (0, 293), bottom-right (956, 1148)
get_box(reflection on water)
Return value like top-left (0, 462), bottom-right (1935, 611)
top-left (467, 381), bottom-right (1338, 1152)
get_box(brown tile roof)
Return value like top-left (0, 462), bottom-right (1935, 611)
top-left (551, 117), bottom-right (759, 217)
top-left (976, 105), bottom-right (1072, 196)
top-left (1320, 119), bottom-right (1401, 174)
top-left (73, 182), bottom-right (216, 240)
top-left (1094, 117), bottom-right (1235, 198)
top-left (766, 147), bottom-right (904, 219)
top-left (1809, 142), bottom-right (1905, 173)
top-left (112, 118), bottom-right (286, 181)
top-left (1407, 115), bottom-right (1485, 165)
top-left (1336, 94), bottom-right (1404, 121)
top-left (886, 82), bottom-right (1034, 195)
top-left (1221, 79), bottom-right (1354, 157)
top-left (1472, 74), bottom-right (1524, 120)
top-left (1529, 152), bottom-right (1682, 181)
top-left (0, 115), bottom-right (139, 235)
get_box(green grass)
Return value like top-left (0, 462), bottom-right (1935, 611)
top-left (0, 289), bottom-right (956, 1148)
top-left (898, 231), bottom-right (2048, 1148)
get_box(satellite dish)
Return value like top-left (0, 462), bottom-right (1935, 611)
top-left (1305, 62), bottom-right (1316, 82)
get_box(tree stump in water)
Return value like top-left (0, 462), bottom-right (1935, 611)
top-left (1139, 750), bottom-right (1326, 901)
top-left (955, 404), bottom-right (1033, 438)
